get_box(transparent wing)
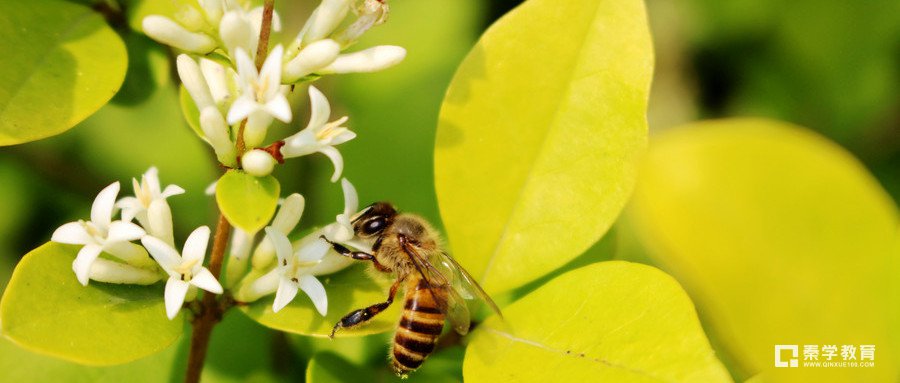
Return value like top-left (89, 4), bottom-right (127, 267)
top-left (430, 251), bottom-right (503, 319)
top-left (399, 237), bottom-right (474, 335)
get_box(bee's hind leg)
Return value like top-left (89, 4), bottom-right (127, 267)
top-left (330, 277), bottom-right (404, 338)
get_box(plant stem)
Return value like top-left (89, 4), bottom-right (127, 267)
top-left (184, 214), bottom-right (231, 383)
top-left (184, 2), bottom-right (276, 382)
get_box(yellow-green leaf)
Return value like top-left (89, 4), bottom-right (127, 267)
top-left (0, 243), bottom-right (181, 365)
top-left (434, 0), bottom-right (653, 294)
top-left (464, 261), bottom-right (731, 382)
top-left (307, 348), bottom-right (465, 383)
top-left (0, 0), bottom-right (127, 146)
top-left (627, 119), bottom-right (900, 382)
top-left (239, 264), bottom-right (398, 337)
top-left (216, 170), bottom-right (280, 234)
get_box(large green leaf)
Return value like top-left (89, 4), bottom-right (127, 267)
top-left (306, 348), bottom-right (465, 383)
top-left (239, 264), bottom-right (398, 337)
top-left (216, 170), bottom-right (280, 234)
top-left (0, 243), bottom-right (182, 365)
top-left (627, 119), bottom-right (899, 382)
top-left (0, 336), bottom-right (182, 382)
top-left (434, 0), bottom-right (653, 294)
top-left (464, 261), bottom-right (731, 382)
top-left (0, 0), bottom-right (127, 145)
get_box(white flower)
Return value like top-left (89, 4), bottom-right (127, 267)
top-left (228, 45), bottom-right (292, 148)
top-left (298, 0), bottom-right (353, 46)
top-left (283, 39), bottom-right (341, 83)
top-left (251, 193), bottom-right (306, 271)
top-left (117, 167), bottom-right (185, 247)
top-left (281, 86), bottom-right (355, 182)
top-left (51, 182), bottom-right (150, 286)
top-left (320, 45), bottom-right (406, 74)
top-left (142, 227), bottom-right (224, 319)
top-left (266, 228), bottom-right (328, 314)
top-left (177, 54), bottom-right (216, 111)
top-left (242, 149), bottom-right (277, 177)
top-left (322, 178), bottom-right (359, 242)
top-left (142, 15), bottom-right (217, 54)
top-left (334, 0), bottom-right (390, 46)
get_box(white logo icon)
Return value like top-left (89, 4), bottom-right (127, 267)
top-left (775, 345), bottom-right (799, 368)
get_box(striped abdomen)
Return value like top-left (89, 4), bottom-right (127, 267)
top-left (391, 279), bottom-right (446, 375)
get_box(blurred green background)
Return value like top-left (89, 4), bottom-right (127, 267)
top-left (0, 0), bottom-right (897, 381)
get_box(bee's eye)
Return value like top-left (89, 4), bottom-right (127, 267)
top-left (362, 217), bottom-right (386, 235)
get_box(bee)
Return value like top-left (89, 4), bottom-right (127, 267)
top-left (321, 202), bottom-right (502, 376)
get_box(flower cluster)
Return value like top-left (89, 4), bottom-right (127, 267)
top-left (143, 0), bottom-right (404, 179)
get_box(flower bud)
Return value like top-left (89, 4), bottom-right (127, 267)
top-left (220, 10), bottom-right (255, 58)
top-left (88, 258), bottom-right (163, 285)
top-left (321, 45), bottom-right (406, 73)
top-left (301, 0), bottom-right (353, 44)
top-left (143, 15), bottom-right (216, 53)
top-left (272, 194), bottom-right (305, 234)
top-left (243, 149), bottom-right (277, 177)
top-left (283, 39), bottom-right (341, 82)
top-left (199, 107), bottom-right (237, 166)
top-left (199, 59), bottom-right (233, 107)
top-left (176, 54), bottom-right (215, 111)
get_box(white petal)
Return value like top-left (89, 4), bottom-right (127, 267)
top-left (298, 275), bottom-right (328, 316)
top-left (259, 45), bottom-right (284, 97)
top-left (72, 244), bottom-right (103, 286)
top-left (234, 48), bottom-right (258, 93)
top-left (227, 96), bottom-right (257, 124)
top-left (141, 235), bottom-right (182, 272)
top-left (297, 238), bottom-right (329, 262)
top-left (309, 251), bottom-right (355, 276)
top-left (280, 129), bottom-right (319, 158)
top-left (182, 226), bottom-right (211, 266)
top-left (88, 258), bottom-right (162, 285)
top-left (142, 15), bottom-right (216, 53)
top-left (106, 221), bottom-right (146, 243)
top-left (307, 86), bottom-right (331, 131)
top-left (117, 197), bottom-right (142, 222)
top-left (329, 128), bottom-right (356, 146)
top-left (242, 149), bottom-right (276, 177)
top-left (144, 167), bottom-right (161, 197)
top-left (219, 11), bottom-right (254, 58)
top-left (244, 110), bottom-right (272, 148)
top-left (282, 39), bottom-right (340, 82)
top-left (161, 184), bottom-right (186, 199)
top-left (190, 268), bottom-right (223, 294)
top-left (164, 278), bottom-right (191, 319)
top-left (322, 46), bottom-right (406, 74)
top-left (302, 0), bottom-right (352, 44)
top-left (200, 106), bottom-right (236, 164)
top-left (272, 278), bottom-right (299, 313)
top-left (234, 267), bottom-right (280, 302)
top-left (51, 222), bottom-right (91, 245)
top-left (272, 193), bottom-right (305, 234)
top-left (340, 178), bottom-right (358, 216)
top-left (147, 200), bottom-right (175, 247)
top-left (264, 94), bottom-right (292, 123)
top-left (176, 55), bottom-right (215, 111)
top-left (91, 182), bottom-right (120, 230)
top-left (318, 146), bottom-right (344, 182)
top-left (265, 227), bottom-right (293, 264)
top-left (200, 58), bottom-right (231, 106)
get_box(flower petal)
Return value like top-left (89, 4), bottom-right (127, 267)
top-left (318, 146), bottom-right (344, 183)
top-left (142, 15), bottom-right (217, 53)
top-left (147, 199), bottom-right (175, 247)
top-left (298, 237), bottom-right (330, 262)
top-left (88, 258), bottom-right (162, 285)
top-left (299, 275), bottom-right (328, 316)
top-left (143, 167), bottom-right (161, 197)
top-left (106, 221), bottom-right (147, 243)
top-left (164, 278), bottom-right (191, 319)
top-left (265, 94), bottom-right (292, 123)
top-left (340, 178), bottom-right (358, 216)
top-left (116, 197), bottom-right (142, 222)
top-left (176, 54), bottom-right (216, 111)
top-left (265, 227), bottom-right (293, 264)
top-left (182, 226), bottom-right (211, 266)
top-left (91, 182), bottom-right (120, 230)
top-left (272, 193), bottom-right (305, 234)
top-left (72, 244), bottom-right (103, 286)
top-left (226, 96), bottom-right (257, 125)
top-left (161, 184), bottom-right (186, 199)
top-left (51, 222), bottom-right (91, 245)
top-left (321, 46), bottom-right (406, 74)
top-left (190, 267), bottom-right (223, 294)
top-left (260, 45), bottom-right (284, 97)
top-left (273, 278), bottom-right (299, 313)
top-left (234, 47), bottom-right (258, 93)
top-left (141, 235), bottom-right (182, 272)
top-left (307, 85), bottom-right (331, 130)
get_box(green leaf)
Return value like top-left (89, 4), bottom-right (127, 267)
top-left (216, 170), bottom-right (280, 234)
top-left (0, 336), bottom-right (183, 383)
top-left (434, 0), bottom-right (653, 294)
top-left (307, 348), bottom-right (465, 383)
top-left (626, 119), bottom-right (899, 382)
top-left (463, 262), bottom-right (731, 382)
top-left (239, 264), bottom-right (398, 337)
top-left (0, 243), bottom-right (182, 365)
top-left (0, 0), bottom-right (127, 146)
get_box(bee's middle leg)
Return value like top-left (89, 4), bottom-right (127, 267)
top-left (330, 277), bottom-right (403, 338)
top-left (320, 235), bottom-right (389, 271)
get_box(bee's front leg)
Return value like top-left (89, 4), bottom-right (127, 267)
top-left (320, 235), bottom-right (389, 271)
top-left (330, 277), bottom-right (404, 338)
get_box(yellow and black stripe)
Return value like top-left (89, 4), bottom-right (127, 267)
top-left (391, 278), bottom-right (445, 375)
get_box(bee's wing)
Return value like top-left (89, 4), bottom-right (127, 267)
top-left (400, 238), bottom-right (473, 335)
top-left (431, 251), bottom-right (503, 320)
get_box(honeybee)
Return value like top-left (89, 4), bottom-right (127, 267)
top-left (321, 202), bottom-right (502, 375)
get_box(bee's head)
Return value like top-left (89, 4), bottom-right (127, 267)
top-left (352, 201), bottom-right (397, 238)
